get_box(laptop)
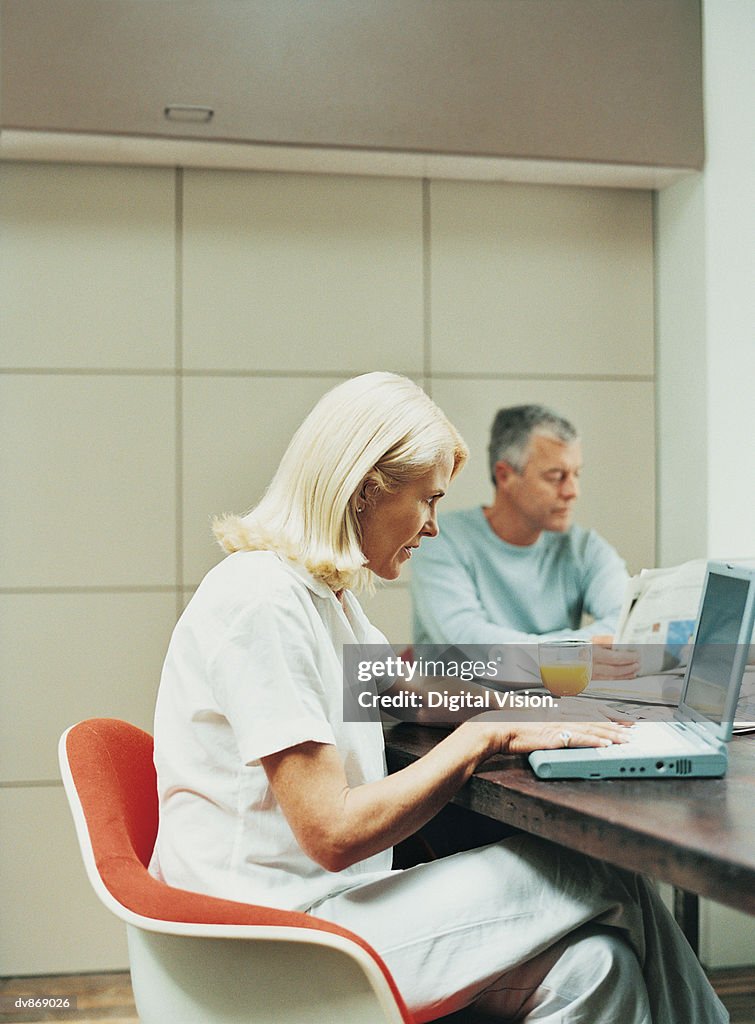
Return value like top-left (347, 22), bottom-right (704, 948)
top-left (529, 561), bottom-right (755, 780)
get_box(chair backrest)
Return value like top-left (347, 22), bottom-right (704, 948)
top-left (65, 717), bottom-right (159, 868)
top-left (60, 717), bottom-right (203, 923)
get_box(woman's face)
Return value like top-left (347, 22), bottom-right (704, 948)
top-left (359, 453), bottom-right (453, 580)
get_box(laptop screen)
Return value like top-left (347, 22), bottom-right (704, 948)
top-left (682, 568), bottom-right (753, 727)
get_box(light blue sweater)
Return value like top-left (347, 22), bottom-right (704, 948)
top-left (411, 507), bottom-right (628, 646)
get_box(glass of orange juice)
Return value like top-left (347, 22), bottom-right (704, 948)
top-left (538, 639), bottom-right (592, 697)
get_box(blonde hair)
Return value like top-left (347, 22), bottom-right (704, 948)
top-left (213, 372), bottom-right (467, 592)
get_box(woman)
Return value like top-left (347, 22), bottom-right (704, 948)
top-left (151, 372), bottom-right (726, 1023)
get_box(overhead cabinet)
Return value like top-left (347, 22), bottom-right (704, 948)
top-left (1, 0), bottom-right (703, 180)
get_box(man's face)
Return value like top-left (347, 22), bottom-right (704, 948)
top-left (498, 433), bottom-right (582, 535)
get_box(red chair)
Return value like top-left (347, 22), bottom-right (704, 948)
top-left (59, 718), bottom-right (421, 1024)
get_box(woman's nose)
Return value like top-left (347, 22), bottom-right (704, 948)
top-left (424, 512), bottom-right (439, 537)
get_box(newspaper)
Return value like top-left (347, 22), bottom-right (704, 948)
top-left (614, 559), bottom-right (708, 674)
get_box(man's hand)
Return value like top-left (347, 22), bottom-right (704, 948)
top-left (591, 636), bottom-right (640, 680)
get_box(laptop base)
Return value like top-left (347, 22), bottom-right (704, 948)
top-left (529, 746), bottom-right (728, 780)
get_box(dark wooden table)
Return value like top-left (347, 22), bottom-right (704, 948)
top-left (385, 724), bottom-right (755, 929)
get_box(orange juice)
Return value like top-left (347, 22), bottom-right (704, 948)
top-left (538, 663), bottom-right (591, 696)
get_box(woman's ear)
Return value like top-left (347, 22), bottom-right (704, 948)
top-left (359, 476), bottom-right (382, 508)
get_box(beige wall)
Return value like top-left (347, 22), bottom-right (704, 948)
top-left (0, 161), bottom-right (655, 974)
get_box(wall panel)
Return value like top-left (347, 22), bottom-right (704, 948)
top-left (182, 171), bottom-right (424, 374)
top-left (0, 375), bottom-right (176, 588)
top-left (0, 592), bottom-right (175, 782)
top-left (430, 181), bottom-right (654, 378)
top-left (0, 163), bottom-right (175, 370)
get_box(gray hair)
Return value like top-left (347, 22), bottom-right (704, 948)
top-left (487, 404), bottom-right (578, 482)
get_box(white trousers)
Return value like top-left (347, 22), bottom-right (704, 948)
top-left (310, 836), bottom-right (728, 1023)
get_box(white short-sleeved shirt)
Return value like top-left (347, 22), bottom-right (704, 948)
top-left (149, 550), bottom-right (394, 911)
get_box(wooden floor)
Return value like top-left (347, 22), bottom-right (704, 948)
top-left (1, 967), bottom-right (753, 1022)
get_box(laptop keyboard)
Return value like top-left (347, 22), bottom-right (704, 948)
top-left (594, 722), bottom-right (701, 758)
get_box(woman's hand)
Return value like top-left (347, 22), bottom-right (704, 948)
top-left (503, 721), bottom-right (631, 755)
top-left (461, 714), bottom-right (631, 757)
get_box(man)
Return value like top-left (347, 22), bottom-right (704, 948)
top-left (411, 404), bottom-right (638, 679)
